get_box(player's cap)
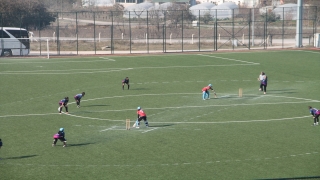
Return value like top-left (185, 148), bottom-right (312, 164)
top-left (137, 106), bottom-right (141, 110)
top-left (60, 128), bottom-right (64, 131)
top-left (208, 84), bottom-right (212, 87)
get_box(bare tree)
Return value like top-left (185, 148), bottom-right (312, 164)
top-left (110, 3), bottom-right (126, 35)
top-left (166, 3), bottom-right (194, 28)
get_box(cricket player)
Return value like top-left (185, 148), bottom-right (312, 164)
top-left (122, 77), bottom-right (130, 90)
top-left (74, 92), bottom-right (85, 108)
top-left (134, 107), bottom-right (149, 128)
top-left (52, 128), bottom-right (67, 147)
top-left (58, 97), bottom-right (69, 114)
top-left (202, 84), bottom-right (216, 100)
top-left (309, 106), bottom-right (320, 126)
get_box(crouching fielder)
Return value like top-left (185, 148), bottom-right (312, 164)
top-left (133, 107), bottom-right (149, 128)
top-left (202, 84), bottom-right (217, 100)
top-left (308, 106), bottom-right (320, 126)
top-left (52, 128), bottom-right (67, 147)
top-left (74, 92), bottom-right (85, 108)
top-left (58, 97), bottom-right (69, 114)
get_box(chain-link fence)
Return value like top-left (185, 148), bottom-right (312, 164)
top-left (0, 6), bottom-right (318, 56)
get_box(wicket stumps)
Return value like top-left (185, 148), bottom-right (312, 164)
top-left (239, 88), bottom-right (243, 97)
top-left (126, 119), bottom-right (130, 130)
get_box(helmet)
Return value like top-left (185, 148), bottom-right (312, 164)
top-left (208, 84), bottom-right (212, 87)
top-left (59, 128), bottom-right (64, 131)
top-left (137, 106), bottom-right (141, 110)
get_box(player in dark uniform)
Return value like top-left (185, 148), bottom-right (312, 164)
top-left (58, 97), bottom-right (69, 114)
top-left (309, 106), bottom-right (320, 126)
top-left (122, 77), bottom-right (130, 90)
top-left (74, 92), bottom-right (85, 108)
top-left (52, 128), bottom-right (67, 147)
top-left (0, 138), bottom-right (2, 159)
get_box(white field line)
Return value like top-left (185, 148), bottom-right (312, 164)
top-left (99, 126), bottom-right (127, 132)
top-left (0, 64), bottom-right (257, 75)
top-left (198, 54), bottom-right (259, 64)
top-left (2, 67), bottom-right (128, 73)
top-left (141, 127), bottom-right (159, 133)
top-left (98, 57), bottom-right (115, 61)
top-left (251, 95), bottom-right (264, 100)
top-left (295, 50), bottom-right (320, 54)
top-left (0, 68), bottom-right (132, 75)
top-left (0, 59), bottom-right (116, 65)
top-left (0, 151), bottom-right (317, 167)
top-left (149, 116), bottom-right (311, 124)
top-left (66, 113), bottom-right (124, 122)
top-left (78, 93), bottom-right (318, 104)
top-left (77, 115), bottom-right (311, 124)
top-left (0, 93), bottom-right (318, 118)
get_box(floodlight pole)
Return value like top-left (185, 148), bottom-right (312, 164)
top-left (295, 0), bottom-right (303, 48)
top-left (251, 8), bottom-right (255, 46)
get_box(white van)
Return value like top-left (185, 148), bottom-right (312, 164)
top-left (0, 27), bottom-right (30, 56)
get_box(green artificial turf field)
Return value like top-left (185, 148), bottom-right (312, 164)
top-left (0, 50), bottom-right (319, 180)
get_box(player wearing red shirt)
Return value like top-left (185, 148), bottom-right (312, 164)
top-left (202, 84), bottom-right (216, 100)
top-left (133, 107), bottom-right (149, 128)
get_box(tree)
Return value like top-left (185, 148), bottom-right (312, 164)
top-left (201, 12), bottom-right (213, 24)
top-left (109, 3), bottom-right (126, 34)
top-left (166, 3), bottom-right (195, 28)
top-left (305, 0), bottom-right (320, 25)
top-left (0, 0), bottom-right (57, 30)
top-left (260, 12), bottom-right (280, 22)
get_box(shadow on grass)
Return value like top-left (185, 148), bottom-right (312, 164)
top-left (5, 154), bottom-right (38, 160)
top-left (129, 88), bottom-right (149, 90)
top-left (83, 105), bottom-right (110, 107)
top-left (71, 111), bottom-right (94, 114)
top-left (149, 124), bottom-right (175, 127)
top-left (256, 176), bottom-right (320, 180)
top-left (268, 89), bottom-right (296, 94)
top-left (68, 142), bottom-right (95, 147)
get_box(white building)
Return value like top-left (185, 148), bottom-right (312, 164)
top-left (82, 0), bottom-right (191, 8)
top-left (196, 0), bottom-right (284, 8)
top-left (211, 2), bottom-right (239, 19)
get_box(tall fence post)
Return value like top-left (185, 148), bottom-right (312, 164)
top-left (94, 12), bottom-right (96, 55)
top-left (181, 10), bottom-right (183, 52)
top-left (164, 11), bottom-right (166, 53)
top-left (129, 11), bottom-right (131, 54)
top-left (248, 8), bottom-right (251, 50)
top-left (232, 9), bottom-right (235, 50)
top-left (76, 12), bottom-right (78, 55)
top-left (264, 8), bottom-right (267, 49)
top-left (0, 13), bottom-right (3, 55)
top-left (282, 7), bottom-right (284, 48)
top-left (214, 10), bottom-right (218, 51)
top-left (111, 11), bottom-right (114, 54)
top-left (147, 11), bottom-right (149, 53)
top-left (162, 24), bottom-right (165, 52)
top-left (198, 10), bottom-right (200, 51)
top-left (252, 8), bottom-right (255, 47)
top-left (57, 12), bottom-right (60, 55)
top-left (38, 11), bottom-right (42, 56)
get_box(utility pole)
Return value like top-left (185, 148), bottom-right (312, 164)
top-left (295, 0), bottom-right (303, 47)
